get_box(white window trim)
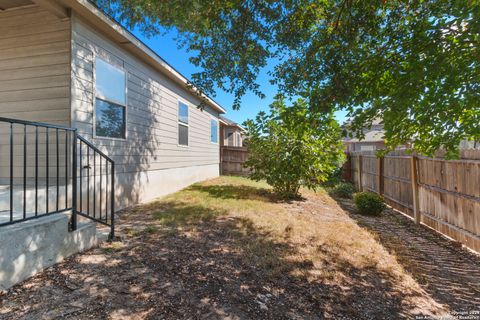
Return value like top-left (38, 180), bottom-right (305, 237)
top-left (93, 56), bottom-right (128, 141)
top-left (177, 100), bottom-right (189, 147)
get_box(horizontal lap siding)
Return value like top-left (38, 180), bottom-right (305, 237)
top-left (0, 6), bottom-right (71, 183)
top-left (71, 16), bottom-right (220, 177)
top-left (0, 6), bottom-right (71, 125)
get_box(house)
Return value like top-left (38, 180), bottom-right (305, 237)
top-left (219, 116), bottom-right (244, 147)
top-left (0, 0), bottom-right (227, 289)
top-left (342, 118), bottom-right (386, 152)
top-left (0, 0), bottom-right (226, 211)
top-left (343, 117), bottom-right (476, 152)
top-left (218, 116), bottom-right (250, 176)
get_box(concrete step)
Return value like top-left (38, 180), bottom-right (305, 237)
top-left (0, 185), bottom-right (68, 224)
top-left (0, 183), bottom-right (111, 225)
top-left (0, 212), bottom-right (106, 291)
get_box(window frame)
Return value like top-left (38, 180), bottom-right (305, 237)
top-left (225, 130), bottom-right (234, 146)
top-left (235, 132), bottom-right (240, 147)
top-left (210, 118), bottom-right (218, 144)
top-left (177, 100), bottom-right (189, 147)
top-left (93, 56), bottom-right (128, 141)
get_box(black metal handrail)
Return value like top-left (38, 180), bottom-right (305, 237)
top-left (0, 117), bottom-right (115, 239)
top-left (0, 117), bottom-right (77, 132)
top-left (76, 135), bottom-right (115, 238)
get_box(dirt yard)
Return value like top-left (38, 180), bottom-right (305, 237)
top-left (0, 176), bottom-right (478, 319)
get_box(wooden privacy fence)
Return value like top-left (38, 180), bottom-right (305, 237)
top-left (344, 150), bottom-right (480, 252)
top-left (220, 146), bottom-right (251, 176)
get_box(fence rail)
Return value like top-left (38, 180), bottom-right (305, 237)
top-left (344, 150), bottom-right (480, 252)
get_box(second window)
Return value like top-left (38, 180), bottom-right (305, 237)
top-left (178, 102), bottom-right (189, 146)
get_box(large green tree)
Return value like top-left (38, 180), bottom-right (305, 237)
top-left (95, 0), bottom-right (480, 157)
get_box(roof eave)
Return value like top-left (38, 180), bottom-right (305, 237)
top-left (60, 0), bottom-right (226, 114)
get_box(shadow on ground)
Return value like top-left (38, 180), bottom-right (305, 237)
top-left (188, 184), bottom-right (280, 202)
top-left (334, 196), bottom-right (480, 312)
top-left (0, 184), bottom-right (446, 319)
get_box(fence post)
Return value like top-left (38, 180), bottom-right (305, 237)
top-left (344, 153), bottom-right (352, 182)
top-left (358, 155), bottom-right (363, 191)
top-left (377, 156), bottom-right (384, 195)
top-left (347, 154), bottom-right (352, 182)
top-left (410, 155), bottom-right (421, 224)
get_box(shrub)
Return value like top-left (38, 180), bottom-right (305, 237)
top-left (353, 192), bottom-right (386, 215)
top-left (330, 182), bottom-right (356, 198)
top-left (243, 95), bottom-right (345, 199)
top-left (322, 167), bottom-right (343, 188)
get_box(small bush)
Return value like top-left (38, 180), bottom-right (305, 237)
top-left (322, 168), bottom-right (343, 188)
top-left (330, 182), bottom-right (356, 198)
top-left (353, 192), bottom-right (386, 215)
top-left (243, 96), bottom-right (345, 199)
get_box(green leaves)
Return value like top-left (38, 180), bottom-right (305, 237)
top-left (97, 0), bottom-right (480, 157)
top-left (95, 0), bottom-right (277, 110)
top-left (243, 96), bottom-right (345, 198)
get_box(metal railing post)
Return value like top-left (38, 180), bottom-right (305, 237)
top-left (71, 130), bottom-right (78, 231)
top-left (9, 123), bottom-right (13, 223)
top-left (110, 161), bottom-right (115, 240)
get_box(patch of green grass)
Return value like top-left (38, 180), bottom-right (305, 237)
top-left (150, 177), bottom-right (280, 228)
top-left (101, 241), bottom-right (123, 254)
top-left (102, 248), bottom-right (114, 254)
top-left (123, 227), bottom-right (141, 237)
top-left (143, 225), bottom-right (158, 234)
top-left (153, 203), bottom-right (225, 227)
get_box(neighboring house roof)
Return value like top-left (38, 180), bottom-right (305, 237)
top-left (219, 116), bottom-right (245, 132)
top-left (52, 0), bottom-right (226, 114)
top-left (343, 117), bottom-right (383, 127)
top-left (342, 118), bottom-right (385, 143)
top-left (343, 129), bottom-right (385, 143)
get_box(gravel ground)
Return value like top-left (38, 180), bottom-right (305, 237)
top-left (336, 197), bottom-right (480, 313)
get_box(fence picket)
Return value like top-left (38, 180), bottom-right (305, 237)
top-left (343, 150), bottom-right (480, 252)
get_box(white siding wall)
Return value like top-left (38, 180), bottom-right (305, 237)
top-left (0, 6), bottom-right (71, 124)
top-left (0, 6), bottom-right (71, 183)
top-left (71, 15), bottom-right (220, 208)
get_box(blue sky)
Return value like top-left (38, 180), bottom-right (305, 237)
top-left (132, 29), bottom-right (348, 125)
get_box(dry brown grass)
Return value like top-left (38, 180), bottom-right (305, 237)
top-left (153, 178), bottom-right (394, 276)
top-left (135, 176), bottom-right (447, 316)
top-left (1, 176), bottom-right (451, 319)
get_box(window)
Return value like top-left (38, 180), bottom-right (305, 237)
top-left (178, 102), bottom-right (189, 146)
top-left (95, 58), bottom-right (126, 139)
top-left (359, 145), bottom-right (375, 151)
top-left (210, 119), bottom-right (218, 143)
top-left (235, 133), bottom-right (241, 147)
top-left (95, 100), bottom-right (126, 139)
top-left (226, 131), bottom-right (234, 146)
